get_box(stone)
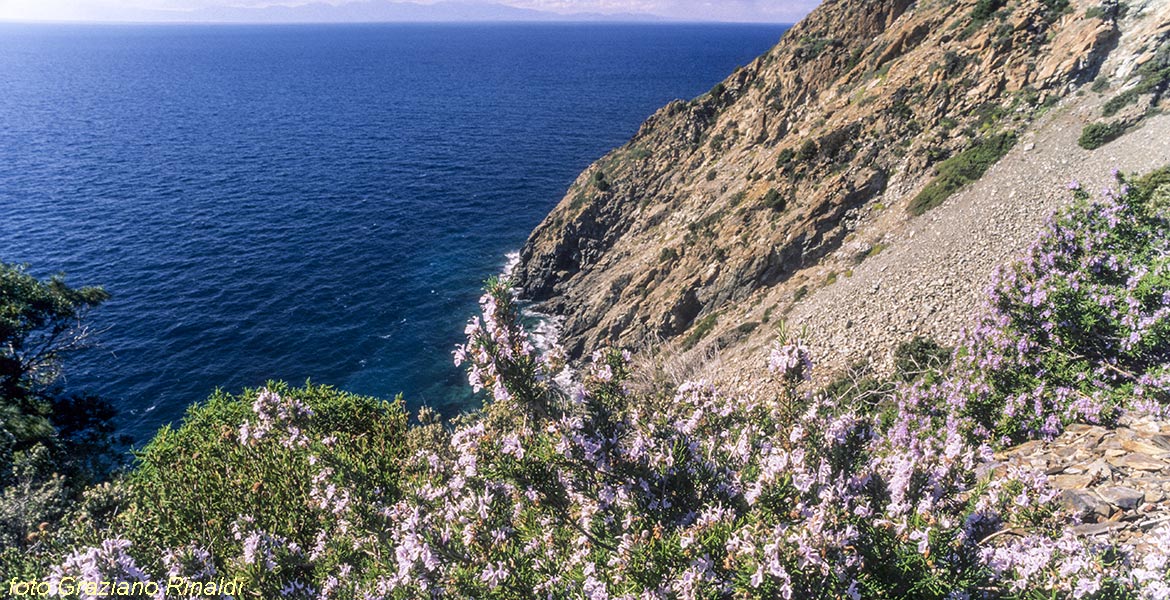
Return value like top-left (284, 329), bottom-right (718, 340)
top-left (1049, 474), bottom-right (1093, 490)
top-left (1072, 521), bottom-right (1126, 536)
top-left (1061, 489), bottom-right (1110, 518)
top-left (1110, 454), bottom-right (1167, 472)
top-left (1149, 434), bottom-right (1170, 452)
top-left (1097, 486), bottom-right (1144, 510)
top-left (1085, 459), bottom-right (1113, 481)
top-left (1121, 439), bottom-right (1170, 457)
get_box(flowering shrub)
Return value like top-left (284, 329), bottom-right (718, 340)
top-left (956, 171), bottom-right (1170, 444)
top-left (10, 172), bottom-right (1170, 598)
top-left (119, 383), bottom-right (410, 597)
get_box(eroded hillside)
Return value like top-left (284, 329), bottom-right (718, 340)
top-left (514, 0), bottom-right (1170, 372)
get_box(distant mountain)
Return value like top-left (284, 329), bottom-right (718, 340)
top-left (128, 1), bottom-right (666, 24)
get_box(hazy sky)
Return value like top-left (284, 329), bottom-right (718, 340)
top-left (0, 0), bottom-right (820, 23)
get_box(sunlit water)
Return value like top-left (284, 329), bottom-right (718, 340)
top-left (0, 22), bottom-right (787, 441)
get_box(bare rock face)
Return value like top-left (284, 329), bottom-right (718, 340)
top-left (512, 0), bottom-right (1167, 364)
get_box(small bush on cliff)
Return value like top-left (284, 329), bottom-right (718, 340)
top-left (971, 0), bottom-right (1005, 21)
top-left (761, 188), bottom-right (786, 211)
top-left (909, 132), bottom-right (1016, 215)
top-left (1078, 121), bottom-right (1127, 149)
top-left (797, 139), bottom-right (818, 162)
top-left (593, 169), bottom-right (611, 192)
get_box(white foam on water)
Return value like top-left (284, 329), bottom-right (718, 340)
top-left (498, 250), bottom-right (576, 389)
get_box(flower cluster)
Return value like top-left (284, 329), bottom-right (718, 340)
top-left (49, 539), bottom-right (156, 600)
top-left (238, 388), bottom-right (315, 448)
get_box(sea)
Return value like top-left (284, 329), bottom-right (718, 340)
top-left (0, 22), bottom-right (788, 441)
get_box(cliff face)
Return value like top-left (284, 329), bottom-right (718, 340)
top-left (515, 0), bottom-right (1168, 364)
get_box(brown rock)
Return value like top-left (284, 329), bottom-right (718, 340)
top-left (1049, 474), bottom-right (1093, 490)
top-left (1061, 489), bottom-right (1110, 519)
top-left (1109, 454), bottom-right (1167, 472)
top-left (1121, 439), bottom-right (1170, 457)
top-left (1072, 521), bottom-right (1126, 537)
top-left (1097, 486), bottom-right (1145, 510)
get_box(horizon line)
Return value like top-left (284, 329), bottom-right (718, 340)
top-left (0, 17), bottom-right (796, 26)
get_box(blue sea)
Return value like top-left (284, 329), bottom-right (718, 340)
top-left (0, 23), bottom-right (787, 441)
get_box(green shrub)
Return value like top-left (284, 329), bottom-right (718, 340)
top-left (593, 170), bottom-right (611, 192)
top-left (793, 285), bottom-right (809, 302)
top-left (1078, 122), bottom-right (1127, 150)
top-left (797, 139), bottom-right (818, 162)
top-left (775, 148), bottom-right (795, 170)
top-left (658, 247), bottom-right (679, 263)
top-left (122, 383), bottom-right (408, 593)
top-left (971, 0), bottom-right (1005, 21)
top-left (893, 337), bottom-right (951, 382)
top-left (909, 133), bottom-right (1017, 215)
top-left (761, 188), bottom-right (786, 211)
top-left (866, 243), bottom-right (888, 258)
top-left (735, 321), bottom-right (760, 336)
top-left (706, 169), bottom-right (718, 181)
top-left (681, 313), bottom-right (718, 350)
top-left (1039, 0), bottom-right (1071, 21)
top-left (1102, 90), bottom-right (1138, 117)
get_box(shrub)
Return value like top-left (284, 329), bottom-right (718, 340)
top-left (1102, 90), bottom-right (1138, 117)
top-left (0, 263), bottom-right (124, 568)
top-left (1039, 0), bottom-right (1071, 21)
top-left (953, 172), bottom-right (1170, 443)
top-left (121, 383), bottom-right (409, 596)
top-left (971, 0), bottom-right (1005, 21)
top-left (17, 176), bottom-right (1170, 599)
top-left (775, 148), bottom-right (795, 170)
top-left (909, 132), bottom-right (1016, 215)
top-left (705, 169), bottom-right (717, 181)
top-left (681, 312), bottom-right (718, 350)
top-left (1078, 122), bottom-right (1127, 149)
top-left (593, 169), bottom-right (611, 192)
top-left (761, 188), bottom-right (786, 211)
top-left (797, 139), bottom-right (818, 162)
top-left (892, 337), bottom-right (951, 382)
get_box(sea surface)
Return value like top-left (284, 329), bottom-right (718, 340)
top-left (0, 22), bottom-right (787, 441)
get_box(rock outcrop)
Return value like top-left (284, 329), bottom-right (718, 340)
top-left (514, 0), bottom-right (1170, 374)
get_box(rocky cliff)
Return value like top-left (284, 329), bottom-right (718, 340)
top-left (514, 0), bottom-right (1170, 372)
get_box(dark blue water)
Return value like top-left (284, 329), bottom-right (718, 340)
top-left (0, 23), bottom-right (786, 440)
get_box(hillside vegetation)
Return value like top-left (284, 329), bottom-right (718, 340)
top-left (4, 171), bottom-right (1169, 598)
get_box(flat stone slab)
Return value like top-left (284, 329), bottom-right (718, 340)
top-left (1109, 453), bottom-right (1167, 472)
top-left (1097, 486), bottom-right (1144, 510)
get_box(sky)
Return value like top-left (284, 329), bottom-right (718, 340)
top-left (0, 0), bottom-right (820, 23)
